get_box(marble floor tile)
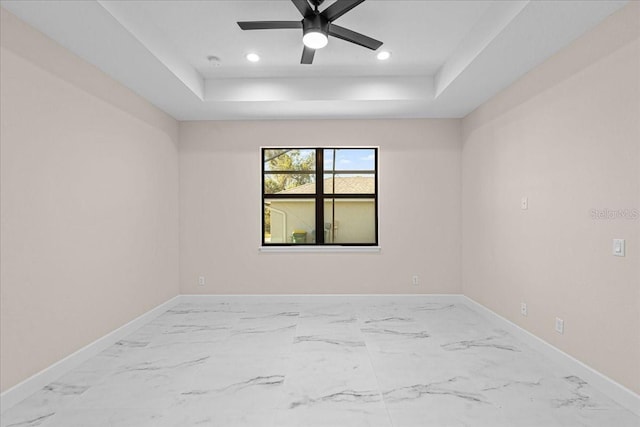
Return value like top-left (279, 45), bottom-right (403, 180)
top-left (2, 298), bottom-right (638, 427)
top-left (275, 407), bottom-right (392, 427)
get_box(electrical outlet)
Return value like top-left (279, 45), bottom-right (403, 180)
top-left (555, 317), bottom-right (564, 334)
top-left (521, 196), bottom-right (528, 210)
top-left (412, 275), bottom-right (419, 286)
top-left (520, 303), bottom-right (527, 316)
top-left (198, 276), bottom-right (206, 286)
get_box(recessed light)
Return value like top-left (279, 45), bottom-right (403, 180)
top-left (246, 53), bottom-right (260, 62)
top-left (377, 51), bottom-right (391, 61)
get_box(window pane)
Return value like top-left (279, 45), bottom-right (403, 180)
top-left (323, 174), bottom-right (375, 194)
top-left (264, 199), bottom-right (316, 244)
top-left (264, 173), bottom-right (315, 194)
top-left (323, 149), bottom-right (375, 171)
top-left (264, 149), bottom-right (315, 172)
top-left (324, 199), bottom-right (376, 244)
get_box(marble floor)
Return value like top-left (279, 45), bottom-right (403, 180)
top-left (2, 297), bottom-right (638, 427)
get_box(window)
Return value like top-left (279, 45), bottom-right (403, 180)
top-left (262, 148), bottom-right (378, 246)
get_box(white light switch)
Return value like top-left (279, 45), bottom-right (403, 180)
top-left (613, 239), bottom-right (625, 257)
top-left (521, 197), bottom-right (528, 210)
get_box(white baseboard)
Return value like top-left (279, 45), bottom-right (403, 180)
top-left (179, 293), bottom-right (463, 304)
top-left (460, 296), bottom-right (640, 417)
top-left (3, 294), bottom-right (637, 418)
top-left (0, 295), bottom-right (181, 414)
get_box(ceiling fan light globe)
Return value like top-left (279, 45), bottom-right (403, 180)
top-left (303, 31), bottom-right (328, 49)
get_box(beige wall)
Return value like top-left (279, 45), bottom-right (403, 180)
top-left (0, 9), bottom-right (180, 392)
top-left (462, 3), bottom-right (640, 394)
top-left (180, 119), bottom-right (462, 295)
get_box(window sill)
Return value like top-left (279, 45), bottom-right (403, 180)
top-left (259, 246), bottom-right (381, 254)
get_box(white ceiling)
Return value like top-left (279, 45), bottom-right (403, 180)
top-left (0, 0), bottom-right (628, 120)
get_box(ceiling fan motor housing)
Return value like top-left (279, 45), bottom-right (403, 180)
top-left (303, 14), bottom-right (330, 37)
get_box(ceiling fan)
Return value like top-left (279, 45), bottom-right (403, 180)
top-left (237, 0), bottom-right (383, 65)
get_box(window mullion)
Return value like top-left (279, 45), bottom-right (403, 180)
top-left (315, 148), bottom-right (324, 245)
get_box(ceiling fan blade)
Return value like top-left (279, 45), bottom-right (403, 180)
top-left (322, 0), bottom-right (366, 22)
top-left (329, 24), bottom-right (382, 50)
top-left (291, 0), bottom-right (314, 17)
top-left (301, 45), bottom-right (315, 64)
top-left (238, 21), bottom-right (302, 30)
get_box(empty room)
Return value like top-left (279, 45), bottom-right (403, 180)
top-left (0, 0), bottom-right (638, 426)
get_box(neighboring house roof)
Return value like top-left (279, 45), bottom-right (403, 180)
top-left (277, 176), bottom-right (374, 195)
